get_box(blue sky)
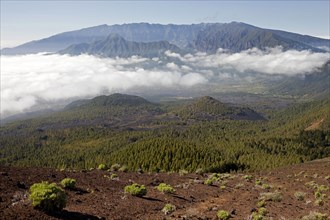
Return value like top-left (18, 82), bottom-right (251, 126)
top-left (1, 0), bottom-right (329, 48)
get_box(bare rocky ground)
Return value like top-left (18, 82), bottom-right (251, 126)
top-left (0, 158), bottom-right (329, 220)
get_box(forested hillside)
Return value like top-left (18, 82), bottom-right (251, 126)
top-left (0, 95), bottom-right (329, 172)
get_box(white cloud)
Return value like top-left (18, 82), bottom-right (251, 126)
top-left (166, 47), bottom-right (329, 75)
top-left (1, 47), bottom-right (328, 117)
top-left (0, 53), bottom-right (207, 117)
top-left (164, 50), bottom-right (182, 58)
top-left (166, 62), bottom-right (180, 71)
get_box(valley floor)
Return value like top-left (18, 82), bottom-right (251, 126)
top-left (0, 158), bottom-right (329, 220)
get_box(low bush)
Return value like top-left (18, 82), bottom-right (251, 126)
top-left (161, 203), bottom-right (176, 215)
top-left (156, 183), bottom-right (175, 194)
top-left (259, 191), bottom-right (283, 202)
top-left (110, 163), bottom-right (121, 171)
top-left (243, 175), bottom-right (253, 181)
top-left (60, 178), bottom-right (76, 189)
top-left (204, 173), bottom-right (221, 185)
top-left (261, 184), bottom-right (271, 189)
top-left (252, 213), bottom-right (264, 220)
top-left (302, 211), bottom-right (328, 220)
top-left (110, 173), bottom-right (118, 180)
top-left (195, 168), bottom-right (204, 175)
top-left (257, 200), bottom-right (266, 208)
top-left (124, 183), bottom-right (147, 197)
top-left (179, 169), bottom-right (188, 176)
top-left (317, 185), bottom-right (329, 192)
top-left (119, 165), bottom-right (128, 172)
top-left (98, 164), bottom-right (107, 170)
top-left (204, 178), bottom-right (214, 185)
top-left (29, 181), bottom-right (67, 212)
top-left (294, 191), bottom-right (306, 201)
top-left (217, 210), bottom-right (230, 220)
top-left (258, 207), bottom-right (267, 216)
top-left (314, 199), bottom-right (324, 206)
top-left (255, 179), bottom-right (262, 185)
top-left (234, 183), bottom-right (244, 189)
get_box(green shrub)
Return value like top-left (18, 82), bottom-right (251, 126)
top-left (255, 179), bottom-right (262, 185)
top-left (257, 200), bottom-right (266, 208)
top-left (204, 178), bottom-right (214, 185)
top-left (252, 213), bottom-right (264, 220)
top-left (302, 211), bottom-right (328, 220)
top-left (294, 191), bottom-right (306, 201)
top-left (60, 178), bottom-right (76, 189)
top-left (261, 184), bottom-right (271, 189)
top-left (258, 207), bottom-right (268, 216)
top-left (179, 169), bottom-right (188, 176)
top-left (162, 203), bottom-right (176, 215)
top-left (235, 183), bottom-right (244, 189)
top-left (156, 183), bottom-right (175, 194)
top-left (110, 173), bottom-right (118, 180)
top-left (219, 173), bottom-right (232, 179)
top-left (110, 163), bottom-right (121, 171)
top-left (29, 181), bottom-right (66, 212)
top-left (314, 190), bottom-right (326, 200)
top-left (259, 191), bottom-right (283, 202)
top-left (217, 210), bottom-right (230, 220)
top-left (124, 183), bottom-right (147, 197)
top-left (314, 199), bottom-right (324, 206)
top-left (204, 173), bottom-right (221, 185)
top-left (98, 164), bottom-right (107, 170)
top-left (317, 185), bottom-right (329, 192)
top-left (195, 168), bottom-right (204, 175)
top-left (119, 165), bottom-right (128, 172)
top-left (243, 175), bottom-right (253, 181)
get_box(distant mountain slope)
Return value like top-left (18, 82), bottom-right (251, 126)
top-left (274, 97), bottom-right (330, 133)
top-left (1, 23), bottom-right (209, 54)
top-left (268, 61), bottom-right (330, 99)
top-left (58, 34), bottom-right (181, 57)
top-left (2, 22), bottom-right (328, 55)
top-left (3, 93), bottom-right (164, 130)
top-left (270, 29), bottom-right (329, 49)
top-left (192, 22), bottom-right (326, 52)
top-left (176, 96), bottom-right (264, 121)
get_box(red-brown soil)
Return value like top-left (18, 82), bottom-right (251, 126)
top-left (1, 158), bottom-right (329, 220)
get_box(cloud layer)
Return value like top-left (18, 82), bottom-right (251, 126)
top-left (166, 47), bottom-right (329, 75)
top-left (1, 47), bottom-right (329, 117)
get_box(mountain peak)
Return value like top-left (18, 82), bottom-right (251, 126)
top-left (87, 93), bottom-right (153, 107)
top-left (175, 96), bottom-right (265, 121)
top-left (65, 93), bottom-right (155, 110)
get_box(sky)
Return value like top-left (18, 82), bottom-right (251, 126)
top-left (1, 0), bottom-right (329, 48)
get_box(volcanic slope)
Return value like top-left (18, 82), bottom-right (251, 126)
top-left (0, 158), bottom-right (329, 219)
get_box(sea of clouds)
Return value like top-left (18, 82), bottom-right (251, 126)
top-left (1, 47), bottom-right (329, 117)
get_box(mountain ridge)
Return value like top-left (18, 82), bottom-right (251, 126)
top-left (2, 22), bottom-right (329, 55)
top-left (192, 22), bottom-right (326, 52)
top-left (58, 34), bottom-right (181, 57)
